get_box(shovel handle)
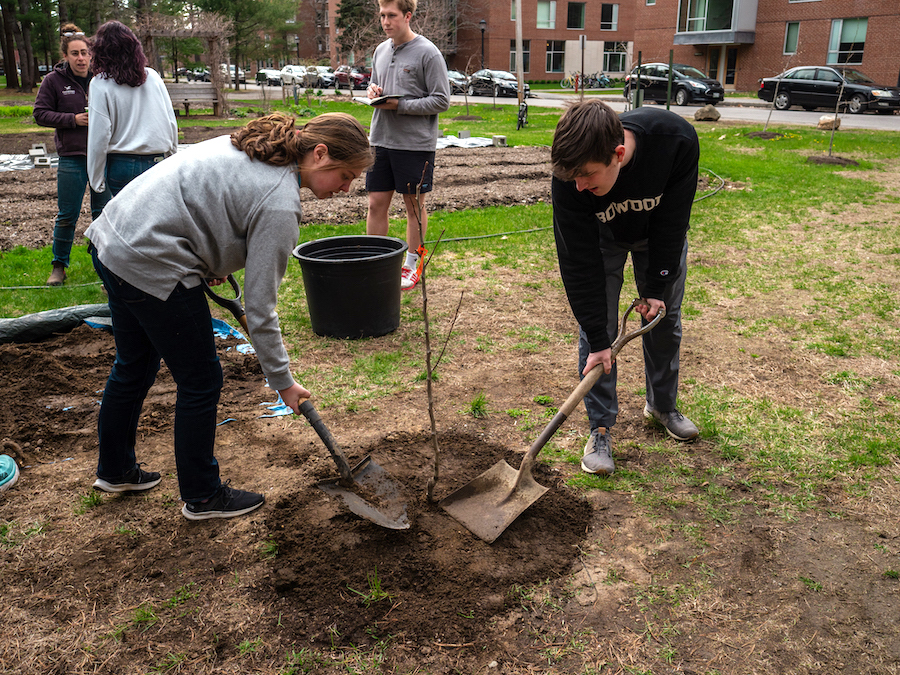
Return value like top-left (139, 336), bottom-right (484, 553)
top-left (298, 400), bottom-right (354, 486)
top-left (515, 299), bottom-right (665, 485)
top-left (202, 274), bottom-right (249, 336)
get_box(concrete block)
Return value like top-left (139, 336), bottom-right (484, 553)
top-left (492, 135), bottom-right (507, 147)
top-left (31, 143), bottom-right (48, 154)
top-left (33, 156), bottom-right (52, 166)
top-left (458, 129), bottom-right (471, 139)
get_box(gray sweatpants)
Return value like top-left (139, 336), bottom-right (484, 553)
top-left (578, 237), bottom-right (688, 430)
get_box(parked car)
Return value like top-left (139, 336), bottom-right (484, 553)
top-left (280, 64), bottom-right (308, 86)
top-left (467, 69), bottom-right (530, 98)
top-left (757, 65), bottom-right (900, 114)
top-left (221, 63), bottom-right (246, 84)
top-left (307, 65), bottom-right (335, 88)
top-left (334, 65), bottom-right (370, 90)
top-left (186, 67), bottom-right (211, 82)
top-left (448, 69), bottom-right (468, 94)
top-left (256, 68), bottom-right (282, 86)
top-left (624, 63), bottom-right (724, 106)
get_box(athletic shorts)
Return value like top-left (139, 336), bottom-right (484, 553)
top-left (365, 146), bottom-right (436, 194)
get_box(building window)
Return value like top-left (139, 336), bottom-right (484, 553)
top-left (600, 4), bottom-right (618, 31)
top-left (603, 41), bottom-right (627, 72)
top-left (784, 22), bottom-right (799, 54)
top-left (546, 40), bottom-right (564, 72)
top-left (511, 0), bottom-right (516, 21)
top-left (510, 40), bottom-right (531, 72)
top-left (567, 3), bottom-right (585, 29)
top-left (646, 0), bottom-right (655, 4)
top-left (537, 1), bottom-right (556, 29)
top-left (828, 17), bottom-right (867, 65)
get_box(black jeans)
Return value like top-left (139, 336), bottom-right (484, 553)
top-left (91, 246), bottom-right (224, 502)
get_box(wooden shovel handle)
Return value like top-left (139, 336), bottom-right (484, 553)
top-left (515, 300), bottom-right (666, 485)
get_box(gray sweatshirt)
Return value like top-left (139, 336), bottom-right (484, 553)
top-left (87, 68), bottom-right (179, 192)
top-left (369, 34), bottom-right (450, 151)
top-left (85, 135), bottom-right (302, 391)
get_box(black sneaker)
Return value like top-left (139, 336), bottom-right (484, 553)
top-left (93, 464), bottom-right (162, 493)
top-left (182, 482), bottom-right (265, 521)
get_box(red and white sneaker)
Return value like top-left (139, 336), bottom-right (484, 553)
top-left (400, 247), bottom-right (427, 291)
top-left (400, 264), bottom-right (420, 290)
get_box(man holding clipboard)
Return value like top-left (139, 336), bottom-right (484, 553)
top-left (365, 0), bottom-right (450, 290)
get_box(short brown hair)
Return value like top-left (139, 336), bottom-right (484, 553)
top-left (231, 112), bottom-right (372, 174)
top-left (551, 99), bottom-right (624, 181)
top-left (379, 0), bottom-right (417, 15)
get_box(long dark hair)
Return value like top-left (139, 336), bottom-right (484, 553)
top-left (91, 20), bottom-right (147, 87)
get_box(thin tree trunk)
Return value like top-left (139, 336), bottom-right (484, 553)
top-left (1, 2), bottom-right (21, 89)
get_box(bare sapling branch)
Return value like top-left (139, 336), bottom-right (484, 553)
top-left (406, 163), bottom-right (442, 503)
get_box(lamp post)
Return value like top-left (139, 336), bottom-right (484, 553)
top-left (479, 20), bottom-right (486, 69)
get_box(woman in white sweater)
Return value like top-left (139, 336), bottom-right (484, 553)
top-left (85, 112), bottom-right (371, 520)
top-left (87, 20), bottom-right (178, 197)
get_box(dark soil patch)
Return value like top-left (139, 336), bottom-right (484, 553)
top-left (807, 154), bottom-right (860, 166)
top-left (746, 131), bottom-right (784, 139)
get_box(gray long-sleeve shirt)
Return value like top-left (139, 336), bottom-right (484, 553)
top-left (85, 135), bottom-right (302, 391)
top-left (369, 34), bottom-right (450, 151)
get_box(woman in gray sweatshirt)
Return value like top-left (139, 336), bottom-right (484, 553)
top-left (85, 112), bottom-right (372, 520)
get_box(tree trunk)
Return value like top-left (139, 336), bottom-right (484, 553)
top-left (1, 2), bottom-right (21, 89)
top-left (15, 0), bottom-right (36, 91)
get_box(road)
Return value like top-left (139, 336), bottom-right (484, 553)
top-left (236, 83), bottom-right (900, 131)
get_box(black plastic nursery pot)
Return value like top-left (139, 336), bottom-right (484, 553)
top-left (292, 235), bottom-right (408, 339)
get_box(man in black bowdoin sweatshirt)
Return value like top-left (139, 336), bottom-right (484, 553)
top-left (551, 100), bottom-right (700, 476)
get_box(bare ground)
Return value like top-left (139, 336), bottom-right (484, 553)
top-left (1, 126), bottom-right (900, 674)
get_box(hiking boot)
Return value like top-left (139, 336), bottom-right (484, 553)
top-left (93, 464), bottom-right (162, 492)
top-left (46, 263), bottom-right (66, 286)
top-left (0, 454), bottom-right (19, 492)
top-left (182, 482), bottom-right (265, 521)
top-left (581, 427), bottom-right (615, 475)
top-left (643, 404), bottom-right (699, 441)
top-left (401, 247), bottom-right (427, 291)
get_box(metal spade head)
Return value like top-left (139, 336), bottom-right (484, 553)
top-left (439, 459), bottom-right (550, 543)
top-left (317, 455), bottom-right (410, 530)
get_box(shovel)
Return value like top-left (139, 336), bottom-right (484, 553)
top-left (440, 299), bottom-right (665, 543)
top-left (202, 274), bottom-right (249, 336)
top-left (204, 275), bottom-right (409, 529)
top-left (299, 400), bottom-right (409, 529)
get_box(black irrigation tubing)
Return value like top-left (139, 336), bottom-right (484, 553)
top-left (0, 170), bottom-right (727, 291)
top-left (426, 166), bottom-right (726, 245)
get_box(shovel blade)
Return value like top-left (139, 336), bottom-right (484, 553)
top-left (439, 460), bottom-right (550, 543)
top-left (317, 455), bottom-right (410, 530)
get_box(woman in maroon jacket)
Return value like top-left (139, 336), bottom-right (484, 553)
top-left (33, 23), bottom-right (111, 286)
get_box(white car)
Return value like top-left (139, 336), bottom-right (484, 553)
top-left (220, 63), bottom-right (245, 84)
top-left (280, 65), bottom-right (308, 86)
top-left (257, 68), bottom-right (282, 86)
top-left (308, 66), bottom-right (335, 88)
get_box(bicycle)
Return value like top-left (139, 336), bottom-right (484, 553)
top-left (516, 99), bottom-right (528, 130)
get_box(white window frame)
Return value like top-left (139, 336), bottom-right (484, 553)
top-left (546, 40), bottom-right (564, 72)
top-left (537, 0), bottom-right (557, 29)
top-left (827, 17), bottom-right (867, 65)
top-left (600, 4), bottom-right (619, 31)
top-left (510, 39), bottom-right (531, 73)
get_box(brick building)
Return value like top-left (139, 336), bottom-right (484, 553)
top-left (288, 0), bottom-right (899, 91)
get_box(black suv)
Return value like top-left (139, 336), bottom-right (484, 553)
top-left (624, 63), bottom-right (724, 106)
top-left (757, 66), bottom-right (900, 114)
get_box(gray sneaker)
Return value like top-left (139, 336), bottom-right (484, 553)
top-left (581, 428), bottom-right (615, 475)
top-left (643, 405), bottom-right (699, 441)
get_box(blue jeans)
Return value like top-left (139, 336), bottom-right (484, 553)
top-left (105, 153), bottom-right (165, 197)
top-left (52, 155), bottom-right (110, 267)
top-left (578, 237), bottom-right (688, 430)
top-left (90, 245), bottom-right (224, 502)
